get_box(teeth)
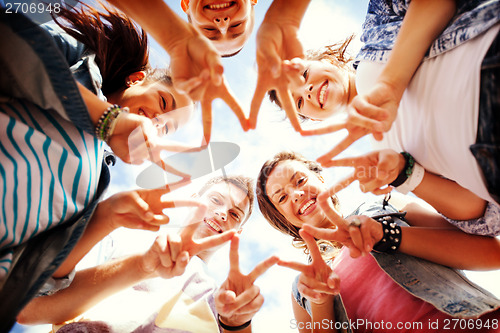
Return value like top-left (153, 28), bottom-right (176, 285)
top-left (299, 199), bottom-right (315, 215)
top-left (319, 83), bottom-right (327, 106)
top-left (205, 218), bottom-right (222, 233)
top-left (208, 2), bottom-right (231, 9)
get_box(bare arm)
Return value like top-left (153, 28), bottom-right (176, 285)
top-left (399, 203), bottom-right (500, 270)
top-left (322, 149), bottom-right (487, 221)
top-left (17, 254), bottom-right (152, 325)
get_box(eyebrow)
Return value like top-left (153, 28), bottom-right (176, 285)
top-left (271, 171), bottom-right (298, 198)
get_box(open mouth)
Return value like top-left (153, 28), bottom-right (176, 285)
top-left (205, 1), bottom-right (235, 10)
top-left (204, 218), bottom-right (223, 233)
top-left (317, 81), bottom-right (328, 108)
top-left (299, 198), bottom-right (317, 216)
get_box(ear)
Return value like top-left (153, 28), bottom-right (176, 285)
top-left (125, 71), bottom-right (146, 87)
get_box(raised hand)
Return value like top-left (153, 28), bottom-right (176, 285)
top-left (96, 183), bottom-right (196, 232)
top-left (141, 202), bottom-right (236, 279)
top-left (167, 26), bottom-right (247, 145)
top-left (300, 105), bottom-right (387, 163)
top-left (349, 81), bottom-right (400, 134)
top-left (215, 235), bottom-right (278, 328)
top-left (320, 149), bottom-right (405, 195)
top-left (248, 0), bottom-right (310, 132)
top-left (278, 229), bottom-right (339, 305)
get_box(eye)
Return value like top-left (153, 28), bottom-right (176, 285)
top-left (297, 97), bottom-right (303, 110)
top-left (302, 68), bottom-right (309, 81)
top-left (210, 196), bottom-right (221, 204)
top-left (204, 27), bottom-right (217, 31)
top-left (160, 96), bottom-right (166, 110)
top-left (278, 194), bottom-right (287, 204)
top-left (230, 22), bottom-right (241, 28)
top-left (297, 176), bottom-right (307, 186)
top-left (230, 211), bottom-right (240, 221)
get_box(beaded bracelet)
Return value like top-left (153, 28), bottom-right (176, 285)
top-left (372, 215), bottom-right (402, 253)
top-left (389, 152), bottom-right (415, 187)
top-left (218, 315), bottom-right (251, 331)
top-left (94, 104), bottom-right (128, 143)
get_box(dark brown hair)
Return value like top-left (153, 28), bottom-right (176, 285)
top-left (268, 34), bottom-right (356, 116)
top-left (256, 151), bottom-right (342, 257)
top-left (54, 2), bottom-right (169, 96)
top-left (199, 175), bottom-right (255, 223)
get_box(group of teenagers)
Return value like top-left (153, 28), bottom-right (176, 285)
top-left (1, 0), bottom-right (500, 332)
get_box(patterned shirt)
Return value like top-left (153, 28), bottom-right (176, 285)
top-left (355, 0), bottom-right (500, 64)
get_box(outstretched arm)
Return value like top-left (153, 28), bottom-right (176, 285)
top-left (321, 149), bottom-right (487, 221)
top-left (104, 0), bottom-right (246, 144)
top-left (249, 0), bottom-right (311, 132)
top-left (349, 0), bottom-right (457, 134)
top-left (304, 203), bottom-right (500, 270)
top-left (18, 200), bottom-right (235, 325)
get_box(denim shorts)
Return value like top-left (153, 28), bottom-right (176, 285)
top-left (470, 28), bottom-right (500, 205)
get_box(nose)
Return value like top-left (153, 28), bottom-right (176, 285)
top-left (292, 189), bottom-right (304, 202)
top-left (213, 16), bottom-right (230, 34)
top-left (215, 210), bottom-right (227, 222)
top-left (305, 84), bottom-right (313, 100)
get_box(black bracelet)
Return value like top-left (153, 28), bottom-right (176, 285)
top-left (389, 152), bottom-right (415, 187)
top-left (218, 315), bottom-right (251, 331)
top-left (372, 215), bottom-right (402, 253)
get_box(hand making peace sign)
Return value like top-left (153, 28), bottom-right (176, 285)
top-left (215, 235), bottom-right (279, 328)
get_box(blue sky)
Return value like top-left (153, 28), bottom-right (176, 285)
top-left (13, 1), bottom-right (500, 332)
top-left (109, 2), bottom-right (500, 331)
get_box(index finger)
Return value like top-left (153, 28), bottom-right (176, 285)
top-left (138, 180), bottom-right (192, 201)
top-left (200, 93), bottom-right (213, 145)
top-left (300, 120), bottom-right (347, 136)
top-left (192, 230), bottom-right (236, 256)
top-left (249, 79), bottom-right (269, 130)
top-left (302, 224), bottom-right (341, 243)
top-left (247, 255), bottom-right (279, 283)
top-left (320, 155), bottom-right (369, 169)
top-left (299, 229), bottom-right (323, 264)
top-left (229, 234), bottom-right (240, 273)
top-left (218, 82), bottom-right (248, 132)
top-left (276, 85), bottom-right (301, 132)
top-left (316, 131), bottom-right (366, 164)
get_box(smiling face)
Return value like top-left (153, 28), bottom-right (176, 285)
top-left (110, 77), bottom-right (194, 134)
top-left (289, 60), bottom-right (351, 121)
top-left (193, 181), bottom-right (251, 240)
top-left (265, 160), bottom-right (331, 229)
top-left (186, 0), bottom-right (254, 56)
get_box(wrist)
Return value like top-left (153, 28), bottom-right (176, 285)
top-left (218, 314), bottom-right (251, 331)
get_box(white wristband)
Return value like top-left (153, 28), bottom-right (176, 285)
top-left (395, 162), bottom-right (425, 195)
